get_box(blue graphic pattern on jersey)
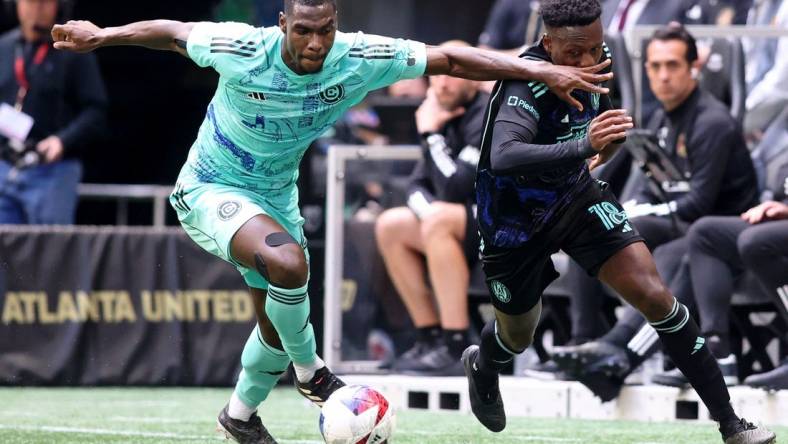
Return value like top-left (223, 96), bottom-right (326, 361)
top-left (207, 104), bottom-right (256, 172)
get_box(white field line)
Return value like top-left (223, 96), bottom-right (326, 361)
top-left (0, 424), bottom-right (323, 443)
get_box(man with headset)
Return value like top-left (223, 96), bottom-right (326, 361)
top-left (0, 0), bottom-right (106, 224)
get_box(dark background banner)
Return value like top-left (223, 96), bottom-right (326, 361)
top-left (0, 226), bottom-right (256, 386)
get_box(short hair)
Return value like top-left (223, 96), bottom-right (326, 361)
top-left (284, 0), bottom-right (336, 15)
top-left (540, 0), bottom-right (602, 28)
top-left (647, 24), bottom-right (699, 64)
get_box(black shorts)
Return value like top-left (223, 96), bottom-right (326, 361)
top-left (463, 203), bottom-right (481, 265)
top-left (481, 181), bottom-right (644, 315)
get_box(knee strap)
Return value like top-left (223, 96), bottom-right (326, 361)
top-left (266, 232), bottom-right (298, 248)
top-left (254, 232), bottom-right (300, 283)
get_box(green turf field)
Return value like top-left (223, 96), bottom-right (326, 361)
top-left (0, 387), bottom-right (782, 443)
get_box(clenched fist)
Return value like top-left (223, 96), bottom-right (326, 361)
top-left (51, 21), bottom-right (103, 53)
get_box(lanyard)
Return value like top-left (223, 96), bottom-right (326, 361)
top-left (13, 42), bottom-right (49, 111)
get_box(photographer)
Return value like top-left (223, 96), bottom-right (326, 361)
top-left (0, 0), bottom-right (106, 224)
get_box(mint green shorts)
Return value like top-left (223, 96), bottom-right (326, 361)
top-left (169, 181), bottom-right (308, 289)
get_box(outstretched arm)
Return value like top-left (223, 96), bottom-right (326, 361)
top-left (425, 45), bottom-right (612, 111)
top-left (51, 20), bottom-right (194, 56)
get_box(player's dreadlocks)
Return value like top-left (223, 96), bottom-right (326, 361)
top-left (284, 0), bottom-right (337, 15)
top-left (540, 0), bottom-right (602, 28)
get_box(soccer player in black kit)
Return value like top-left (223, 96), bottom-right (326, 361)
top-left (462, 1), bottom-right (776, 443)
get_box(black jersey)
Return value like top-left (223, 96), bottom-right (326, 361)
top-left (476, 41), bottom-right (613, 248)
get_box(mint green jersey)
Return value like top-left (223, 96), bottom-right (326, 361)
top-left (171, 22), bottom-right (427, 288)
top-left (181, 21), bottom-right (427, 194)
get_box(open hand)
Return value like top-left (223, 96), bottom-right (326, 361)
top-left (538, 59), bottom-right (614, 111)
top-left (415, 88), bottom-right (465, 134)
top-left (51, 21), bottom-right (103, 53)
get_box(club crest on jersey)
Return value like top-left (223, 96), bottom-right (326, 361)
top-left (319, 84), bottom-right (345, 105)
top-left (490, 280), bottom-right (512, 303)
top-left (218, 201), bottom-right (242, 221)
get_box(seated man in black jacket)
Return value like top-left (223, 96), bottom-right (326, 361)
top-left (462, 5), bottom-right (773, 442)
top-left (375, 41), bottom-right (489, 376)
top-left (552, 24), bottom-right (759, 398)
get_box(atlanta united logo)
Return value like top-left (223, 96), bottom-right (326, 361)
top-left (490, 280), bottom-right (512, 303)
top-left (218, 201), bottom-right (242, 221)
top-left (319, 84), bottom-right (345, 104)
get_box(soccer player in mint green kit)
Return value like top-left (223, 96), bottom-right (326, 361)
top-left (52, 1), bottom-right (613, 442)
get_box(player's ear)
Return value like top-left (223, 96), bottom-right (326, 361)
top-left (279, 12), bottom-right (287, 34)
top-left (543, 33), bottom-right (552, 53)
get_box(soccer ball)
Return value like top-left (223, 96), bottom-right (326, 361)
top-left (319, 385), bottom-right (395, 444)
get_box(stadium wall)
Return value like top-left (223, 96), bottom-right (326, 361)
top-left (0, 226), bottom-right (255, 386)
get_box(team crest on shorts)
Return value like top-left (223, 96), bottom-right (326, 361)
top-left (490, 280), bottom-right (512, 303)
top-left (319, 84), bottom-right (345, 105)
top-left (218, 201), bottom-right (242, 221)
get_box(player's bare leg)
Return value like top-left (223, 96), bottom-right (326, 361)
top-left (232, 214), bottom-right (344, 407)
top-left (597, 243), bottom-right (774, 444)
top-left (217, 287), bottom-right (285, 444)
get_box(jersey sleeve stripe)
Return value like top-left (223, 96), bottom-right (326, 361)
top-left (209, 49), bottom-right (256, 57)
top-left (211, 37), bottom-right (259, 45)
top-left (348, 54), bottom-right (396, 59)
top-left (210, 42), bottom-right (257, 52)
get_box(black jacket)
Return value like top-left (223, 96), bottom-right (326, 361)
top-left (0, 29), bottom-right (107, 156)
top-left (637, 87), bottom-right (759, 221)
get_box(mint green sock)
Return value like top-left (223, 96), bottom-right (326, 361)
top-left (265, 283), bottom-right (318, 365)
top-left (234, 325), bottom-right (291, 408)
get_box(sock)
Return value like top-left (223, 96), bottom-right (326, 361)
top-left (476, 320), bottom-right (519, 377)
top-left (232, 325), bottom-right (291, 418)
top-left (417, 325), bottom-right (442, 345)
top-left (652, 298), bottom-right (738, 424)
top-left (444, 329), bottom-right (470, 359)
top-left (265, 282), bottom-right (318, 366)
top-left (294, 356), bottom-right (325, 383)
top-left (228, 392), bottom-right (256, 422)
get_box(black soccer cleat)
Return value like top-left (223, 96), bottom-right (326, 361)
top-left (216, 404), bottom-right (278, 444)
top-left (295, 366), bottom-right (346, 407)
top-left (462, 345), bottom-right (506, 432)
top-left (551, 341), bottom-right (631, 402)
top-left (720, 418), bottom-right (776, 444)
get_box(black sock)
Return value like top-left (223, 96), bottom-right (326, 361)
top-left (444, 329), bottom-right (470, 359)
top-left (476, 321), bottom-right (518, 377)
top-left (417, 325), bottom-right (441, 345)
top-left (652, 299), bottom-right (738, 424)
